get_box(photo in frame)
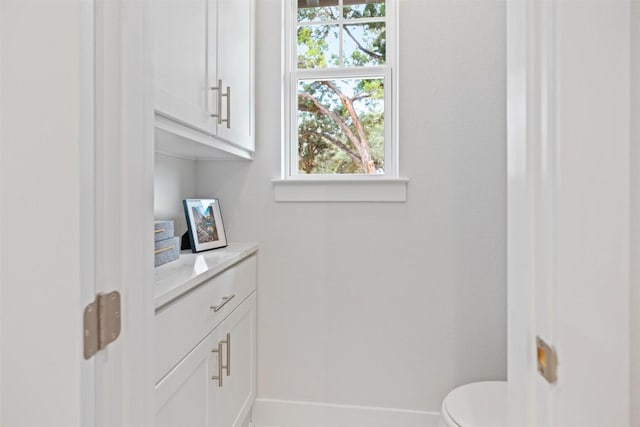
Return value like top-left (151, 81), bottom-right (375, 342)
top-left (183, 198), bottom-right (228, 253)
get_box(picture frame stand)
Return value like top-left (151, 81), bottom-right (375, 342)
top-left (180, 231), bottom-right (192, 251)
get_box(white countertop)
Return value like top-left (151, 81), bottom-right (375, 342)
top-left (154, 242), bottom-right (259, 309)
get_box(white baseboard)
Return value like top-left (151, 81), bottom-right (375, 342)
top-left (251, 398), bottom-right (440, 427)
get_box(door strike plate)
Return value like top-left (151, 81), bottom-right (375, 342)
top-left (83, 291), bottom-right (121, 359)
top-left (536, 336), bottom-right (558, 384)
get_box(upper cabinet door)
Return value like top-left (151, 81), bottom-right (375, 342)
top-left (153, 0), bottom-right (214, 134)
top-left (213, 0), bottom-right (255, 152)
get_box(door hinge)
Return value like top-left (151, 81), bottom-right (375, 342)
top-left (536, 336), bottom-right (558, 384)
top-left (83, 291), bottom-right (121, 359)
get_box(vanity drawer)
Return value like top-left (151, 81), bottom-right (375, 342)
top-left (155, 254), bottom-right (256, 382)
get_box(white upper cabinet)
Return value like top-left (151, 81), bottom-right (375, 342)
top-left (154, 0), bottom-right (210, 134)
top-left (213, 0), bottom-right (254, 152)
top-left (153, 0), bottom-right (255, 160)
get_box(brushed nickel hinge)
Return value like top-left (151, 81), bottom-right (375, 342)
top-left (83, 291), bottom-right (121, 359)
top-left (536, 336), bottom-right (558, 384)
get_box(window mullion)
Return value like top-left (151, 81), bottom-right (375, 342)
top-left (296, 66), bottom-right (389, 79)
top-left (338, 21), bottom-right (343, 67)
top-left (297, 17), bottom-right (386, 27)
top-left (338, 0), bottom-right (343, 67)
top-left (290, 69), bottom-right (299, 178)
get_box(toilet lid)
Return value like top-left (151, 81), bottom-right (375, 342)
top-left (442, 381), bottom-right (507, 427)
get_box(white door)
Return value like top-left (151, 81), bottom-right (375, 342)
top-left (0, 1), bottom-right (94, 424)
top-left (210, 293), bottom-right (256, 427)
top-left (214, 0), bottom-right (255, 150)
top-left (156, 328), bottom-right (218, 427)
top-left (154, 0), bottom-right (214, 134)
top-left (0, 0), bottom-right (154, 425)
top-left (507, 1), bottom-right (631, 426)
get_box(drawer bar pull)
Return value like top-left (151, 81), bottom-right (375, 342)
top-left (211, 341), bottom-right (224, 387)
top-left (210, 294), bottom-right (236, 312)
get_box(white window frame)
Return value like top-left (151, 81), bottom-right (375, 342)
top-left (279, 0), bottom-right (404, 192)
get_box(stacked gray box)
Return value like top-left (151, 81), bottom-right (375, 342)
top-left (154, 220), bottom-right (180, 267)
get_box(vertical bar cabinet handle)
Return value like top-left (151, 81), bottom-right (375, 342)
top-left (225, 332), bottom-right (231, 376)
top-left (210, 79), bottom-right (223, 124)
top-left (221, 85), bottom-right (230, 128)
top-left (211, 340), bottom-right (224, 387)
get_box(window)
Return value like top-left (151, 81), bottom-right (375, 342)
top-left (283, 0), bottom-right (398, 179)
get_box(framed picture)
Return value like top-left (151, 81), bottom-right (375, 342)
top-left (183, 198), bottom-right (228, 253)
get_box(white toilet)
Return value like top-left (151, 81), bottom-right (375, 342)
top-left (438, 381), bottom-right (507, 427)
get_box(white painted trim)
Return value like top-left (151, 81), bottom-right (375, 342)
top-left (251, 398), bottom-right (439, 427)
top-left (120, 1), bottom-right (156, 425)
top-left (93, 0), bottom-right (154, 424)
top-left (0, 7), bottom-right (3, 417)
top-left (272, 178), bottom-right (408, 202)
top-left (79, 0), bottom-right (96, 425)
top-left (631, 3), bottom-right (640, 426)
top-left (296, 67), bottom-right (388, 79)
top-left (0, 20), bottom-right (3, 425)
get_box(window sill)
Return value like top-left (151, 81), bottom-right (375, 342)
top-left (271, 178), bottom-right (409, 202)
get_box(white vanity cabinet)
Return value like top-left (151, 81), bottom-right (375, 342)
top-left (210, 294), bottom-right (256, 427)
top-left (153, 0), bottom-right (255, 159)
top-left (154, 246), bottom-right (257, 427)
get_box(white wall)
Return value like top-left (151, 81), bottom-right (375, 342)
top-left (154, 152), bottom-right (197, 236)
top-left (195, 0), bottom-right (506, 414)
